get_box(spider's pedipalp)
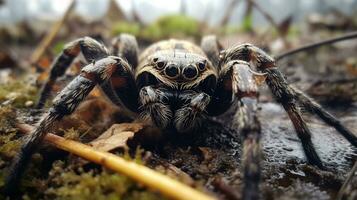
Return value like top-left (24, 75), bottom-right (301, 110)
top-left (139, 86), bottom-right (173, 129)
top-left (174, 92), bottom-right (210, 133)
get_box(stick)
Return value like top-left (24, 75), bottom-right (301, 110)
top-left (276, 31), bottom-right (357, 60)
top-left (16, 123), bottom-right (216, 200)
top-left (336, 161), bottom-right (357, 200)
top-left (249, 0), bottom-right (288, 47)
top-left (30, 0), bottom-right (76, 66)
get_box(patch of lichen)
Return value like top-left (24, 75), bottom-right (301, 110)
top-left (0, 79), bottom-right (38, 108)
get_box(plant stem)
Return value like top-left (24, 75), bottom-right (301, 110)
top-left (276, 31), bottom-right (357, 60)
top-left (16, 123), bottom-right (216, 200)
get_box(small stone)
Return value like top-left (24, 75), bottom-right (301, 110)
top-left (25, 100), bottom-right (34, 107)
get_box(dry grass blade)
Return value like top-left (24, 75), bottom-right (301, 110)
top-left (30, 0), bottom-right (76, 66)
top-left (336, 161), bottom-right (357, 200)
top-left (16, 123), bottom-right (216, 200)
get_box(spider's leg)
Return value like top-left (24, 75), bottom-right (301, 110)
top-left (139, 86), bottom-right (173, 129)
top-left (222, 43), bottom-right (324, 168)
top-left (101, 34), bottom-right (140, 112)
top-left (201, 35), bottom-right (223, 67)
top-left (36, 37), bottom-right (108, 108)
top-left (263, 68), bottom-right (324, 168)
top-left (174, 92), bottom-right (211, 133)
top-left (3, 56), bottom-right (130, 194)
top-left (292, 87), bottom-right (357, 147)
top-left (237, 97), bottom-right (262, 200)
top-left (206, 53), bottom-right (263, 199)
top-left (111, 33), bottom-right (139, 68)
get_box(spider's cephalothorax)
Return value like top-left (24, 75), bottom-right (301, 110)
top-left (135, 40), bottom-right (219, 132)
top-left (4, 34), bottom-right (357, 200)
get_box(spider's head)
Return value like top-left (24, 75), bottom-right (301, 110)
top-left (136, 50), bottom-right (217, 94)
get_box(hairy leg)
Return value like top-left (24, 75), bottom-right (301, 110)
top-left (221, 43), bottom-right (325, 168)
top-left (36, 37), bottom-right (108, 108)
top-left (235, 97), bottom-right (262, 200)
top-left (201, 35), bottom-right (223, 68)
top-left (111, 33), bottom-right (139, 68)
top-left (101, 34), bottom-right (140, 112)
top-left (264, 68), bottom-right (324, 168)
top-left (4, 56), bottom-right (130, 194)
top-left (292, 87), bottom-right (357, 147)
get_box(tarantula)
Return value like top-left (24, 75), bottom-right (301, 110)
top-left (4, 34), bottom-right (357, 199)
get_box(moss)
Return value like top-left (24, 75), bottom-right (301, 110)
top-left (112, 22), bottom-right (141, 37)
top-left (111, 15), bottom-right (201, 41)
top-left (45, 161), bottom-right (166, 200)
top-left (0, 79), bottom-right (38, 108)
top-left (142, 15), bottom-right (200, 41)
top-left (0, 105), bottom-right (17, 133)
top-left (0, 132), bottom-right (21, 159)
top-left (53, 41), bottom-right (66, 55)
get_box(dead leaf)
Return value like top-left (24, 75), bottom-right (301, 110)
top-left (89, 123), bottom-right (145, 152)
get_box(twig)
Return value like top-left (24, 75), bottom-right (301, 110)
top-left (276, 31), bottom-right (357, 60)
top-left (16, 123), bottom-right (216, 200)
top-left (250, 0), bottom-right (279, 30)
top-left (249, 0), bottom-right (288, 47)
top-left (219, 0), bottom-right (240, 27)
top-left (212, 178), bottom-right (240, 200)
top-left (336, 161), bottom-right (357, 200)
top-left (30, 0), bottom-right (76, 66)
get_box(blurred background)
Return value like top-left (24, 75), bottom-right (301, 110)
top-left (0, 1), bottom-right (357, 199)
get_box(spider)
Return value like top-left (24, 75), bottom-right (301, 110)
top-left (4, 34), bottom-right (357, 199)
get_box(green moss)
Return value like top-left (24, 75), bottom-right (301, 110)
top-left (53, 41), bottom-right (66, 55)
top-left (142, 15), bottom-right (200, 41)
top-left (112, 22), bottom-right (141, 37)
top-left (0, 79), bottom-right (38, 108)
top-left (111, 15), bottom-right (201, 41)
top-left (45, 161), bottom-right (166, 200)
top-left (241, 14), bottom-right (253, 32)
top-left (220, 25), bottom-right (241, 35)
top-left (0, 132), bottom-right (21, 159)
top-left (0, 105), bottom-right (17, 133)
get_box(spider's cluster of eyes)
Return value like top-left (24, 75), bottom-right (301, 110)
top-left (152, 57), bottom-right (207, 80)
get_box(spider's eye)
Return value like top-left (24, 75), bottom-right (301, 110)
top-left (183, 65), bottom-right (198, 80)
top-left (197, 61), bottom-right (206, 71)
top-left (164, 64), bottom-right (180, 78)
top-left (152, 57), bottom-right (166, 69)
top-left (157, 61), bottom-right (166, 69)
